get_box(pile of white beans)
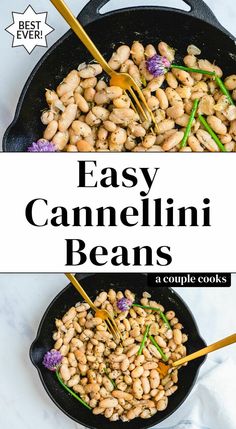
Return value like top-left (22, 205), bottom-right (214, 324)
top-left (40, 41), bottom-right (236, 152)
top-left (52, 289), bottom-right (188, 421)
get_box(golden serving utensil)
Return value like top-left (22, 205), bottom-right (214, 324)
top-left (50, 0), bottom-right (158, 130)
top-left (65, 273), bottom-right (121, 341)
top-left (158, 333), bottom-right (236, 377)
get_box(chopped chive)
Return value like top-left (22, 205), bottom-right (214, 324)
top-left (215, 76), bottom-right (234, 105)
top-left (181, 99), bottom-right (199, 148)
top-left (138, 324), bottom-right (150, 355)
top-left (171, 64), bottom-right (215, 76)
top-left (56, 370), bottom-right (91, 410)
top-left (104, 368), bottom-right (117, 388)
top-left (149, 335), bottom-right (168, 361)
top-left (198, 114), bottom-right (226, 152)
top-left (132, 303), bottom-right (171, 330)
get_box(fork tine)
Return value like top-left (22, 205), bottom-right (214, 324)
top-left (105, 320), bottom-right (115, 337)
top-left (110, 317), bottom-right (122, 339)
top-left (124, 90), bottom-right (138, 115)
top-left (108, 313), bottom-right (121, 335)
top-left (129, 81), bottom-right (159, 131)
top-left (105, 317), bottom-right (119, 340)
top-left (136, 91), bottom-right (159, 131)
top-left (128, 87), bottom-right (149, 121)
top-left (106, 316), bottom-right (121, 340)
top-left (107, 317), bottom-right (121, 340)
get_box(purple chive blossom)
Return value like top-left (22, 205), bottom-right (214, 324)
top-left (117, 297), bottom-right (132, 312)
top-left (28, 139), bottom-right (56, 152)
top-left (43, 350), bottom-right (63, 371)
top-left (146, 54), bottom-right (171, 77)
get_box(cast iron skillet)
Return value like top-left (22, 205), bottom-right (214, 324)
top-left (3, 0), bottom-right (236, 151)
top-left (30, 273), bottom-right (206, 428)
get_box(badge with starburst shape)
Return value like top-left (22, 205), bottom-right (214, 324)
top-left (5, 5), bottom-right (54, 54)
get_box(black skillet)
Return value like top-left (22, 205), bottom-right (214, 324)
top-left (3, 0), bottom-right (236, 151)
top-left (30, 273), bottom-right (206, 428)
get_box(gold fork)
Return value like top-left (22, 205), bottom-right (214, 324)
top-left (50, 0), bottom-right (158, 130)
top-left (158, 333), bottom-right (236, 377)
top-left (65, 273), bottom-right (121, 341)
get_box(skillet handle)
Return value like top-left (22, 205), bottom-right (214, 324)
top-left (182, 0), bottom-right (232, 33)
top-left (78, 0), bottom-right (232, 38)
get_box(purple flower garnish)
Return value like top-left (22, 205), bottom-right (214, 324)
top-left (28, 139), bottom-right (56, 152)
top-left (146, 54), bottom-right (171, 77)
top-left (43, 350), bottom-right (63, 371)
top-left (117, 297), bottom-right (132, 312)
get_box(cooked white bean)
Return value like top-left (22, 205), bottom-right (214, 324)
top-left (165, 87), bottom-right (183, 105)
top-left (198, 95), bottom-right (215, 116)
top-left (75, 93), bottom-right (89, 113)
top-left (225, 75), bottom-right (236, 90)
top-left (196, 129), bottom-right (220, 152)
top-left (188, 135), bottom-right (204, 152)
top-left (59, 104), bottom-right (77, 132)
top-left (172, 68), bottom-right (194, 86)
top-left (156, 88), bottom-right (169, 109)
top-left (166, 103), bottom-right (184, 119)
top-left (156, 397), bottom-right (168, 411)
top-left (41, 110), bottom-right (54, 125)
top-left (131, 41), bottom-right (145, 65)
top-left (57, 70), bottom-right (80, 97)
top-left (166, 72), bottom-right (178, 89)
top-left (207, 115), bottom-right (227, 135)
top-left (162, 131), bottom-right (184, 151)
top-left (72, 120), bottom-right (92, 137)
top-left (158, 41), bottom-right (175, 62)
top-left (43, 120), bottom-right (58, 140)
top-left (60, 364), bottom-right (71, 382)
top-left (79, 64), bottom-right (102, 78)
top-left (52, 131), bottom-right (69, 150)
top-left (147, 76), bottom-right (165, 91)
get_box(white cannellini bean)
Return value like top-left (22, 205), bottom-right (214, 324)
top-left (58, 104), bottom-right (77, 132)
top-left (162, 131), bottom-right (184, 151)
top-left (43, 120), bottom-right (58, 140)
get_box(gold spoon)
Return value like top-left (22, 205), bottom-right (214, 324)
top-left (158, 333), bottom-right (236, 377)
